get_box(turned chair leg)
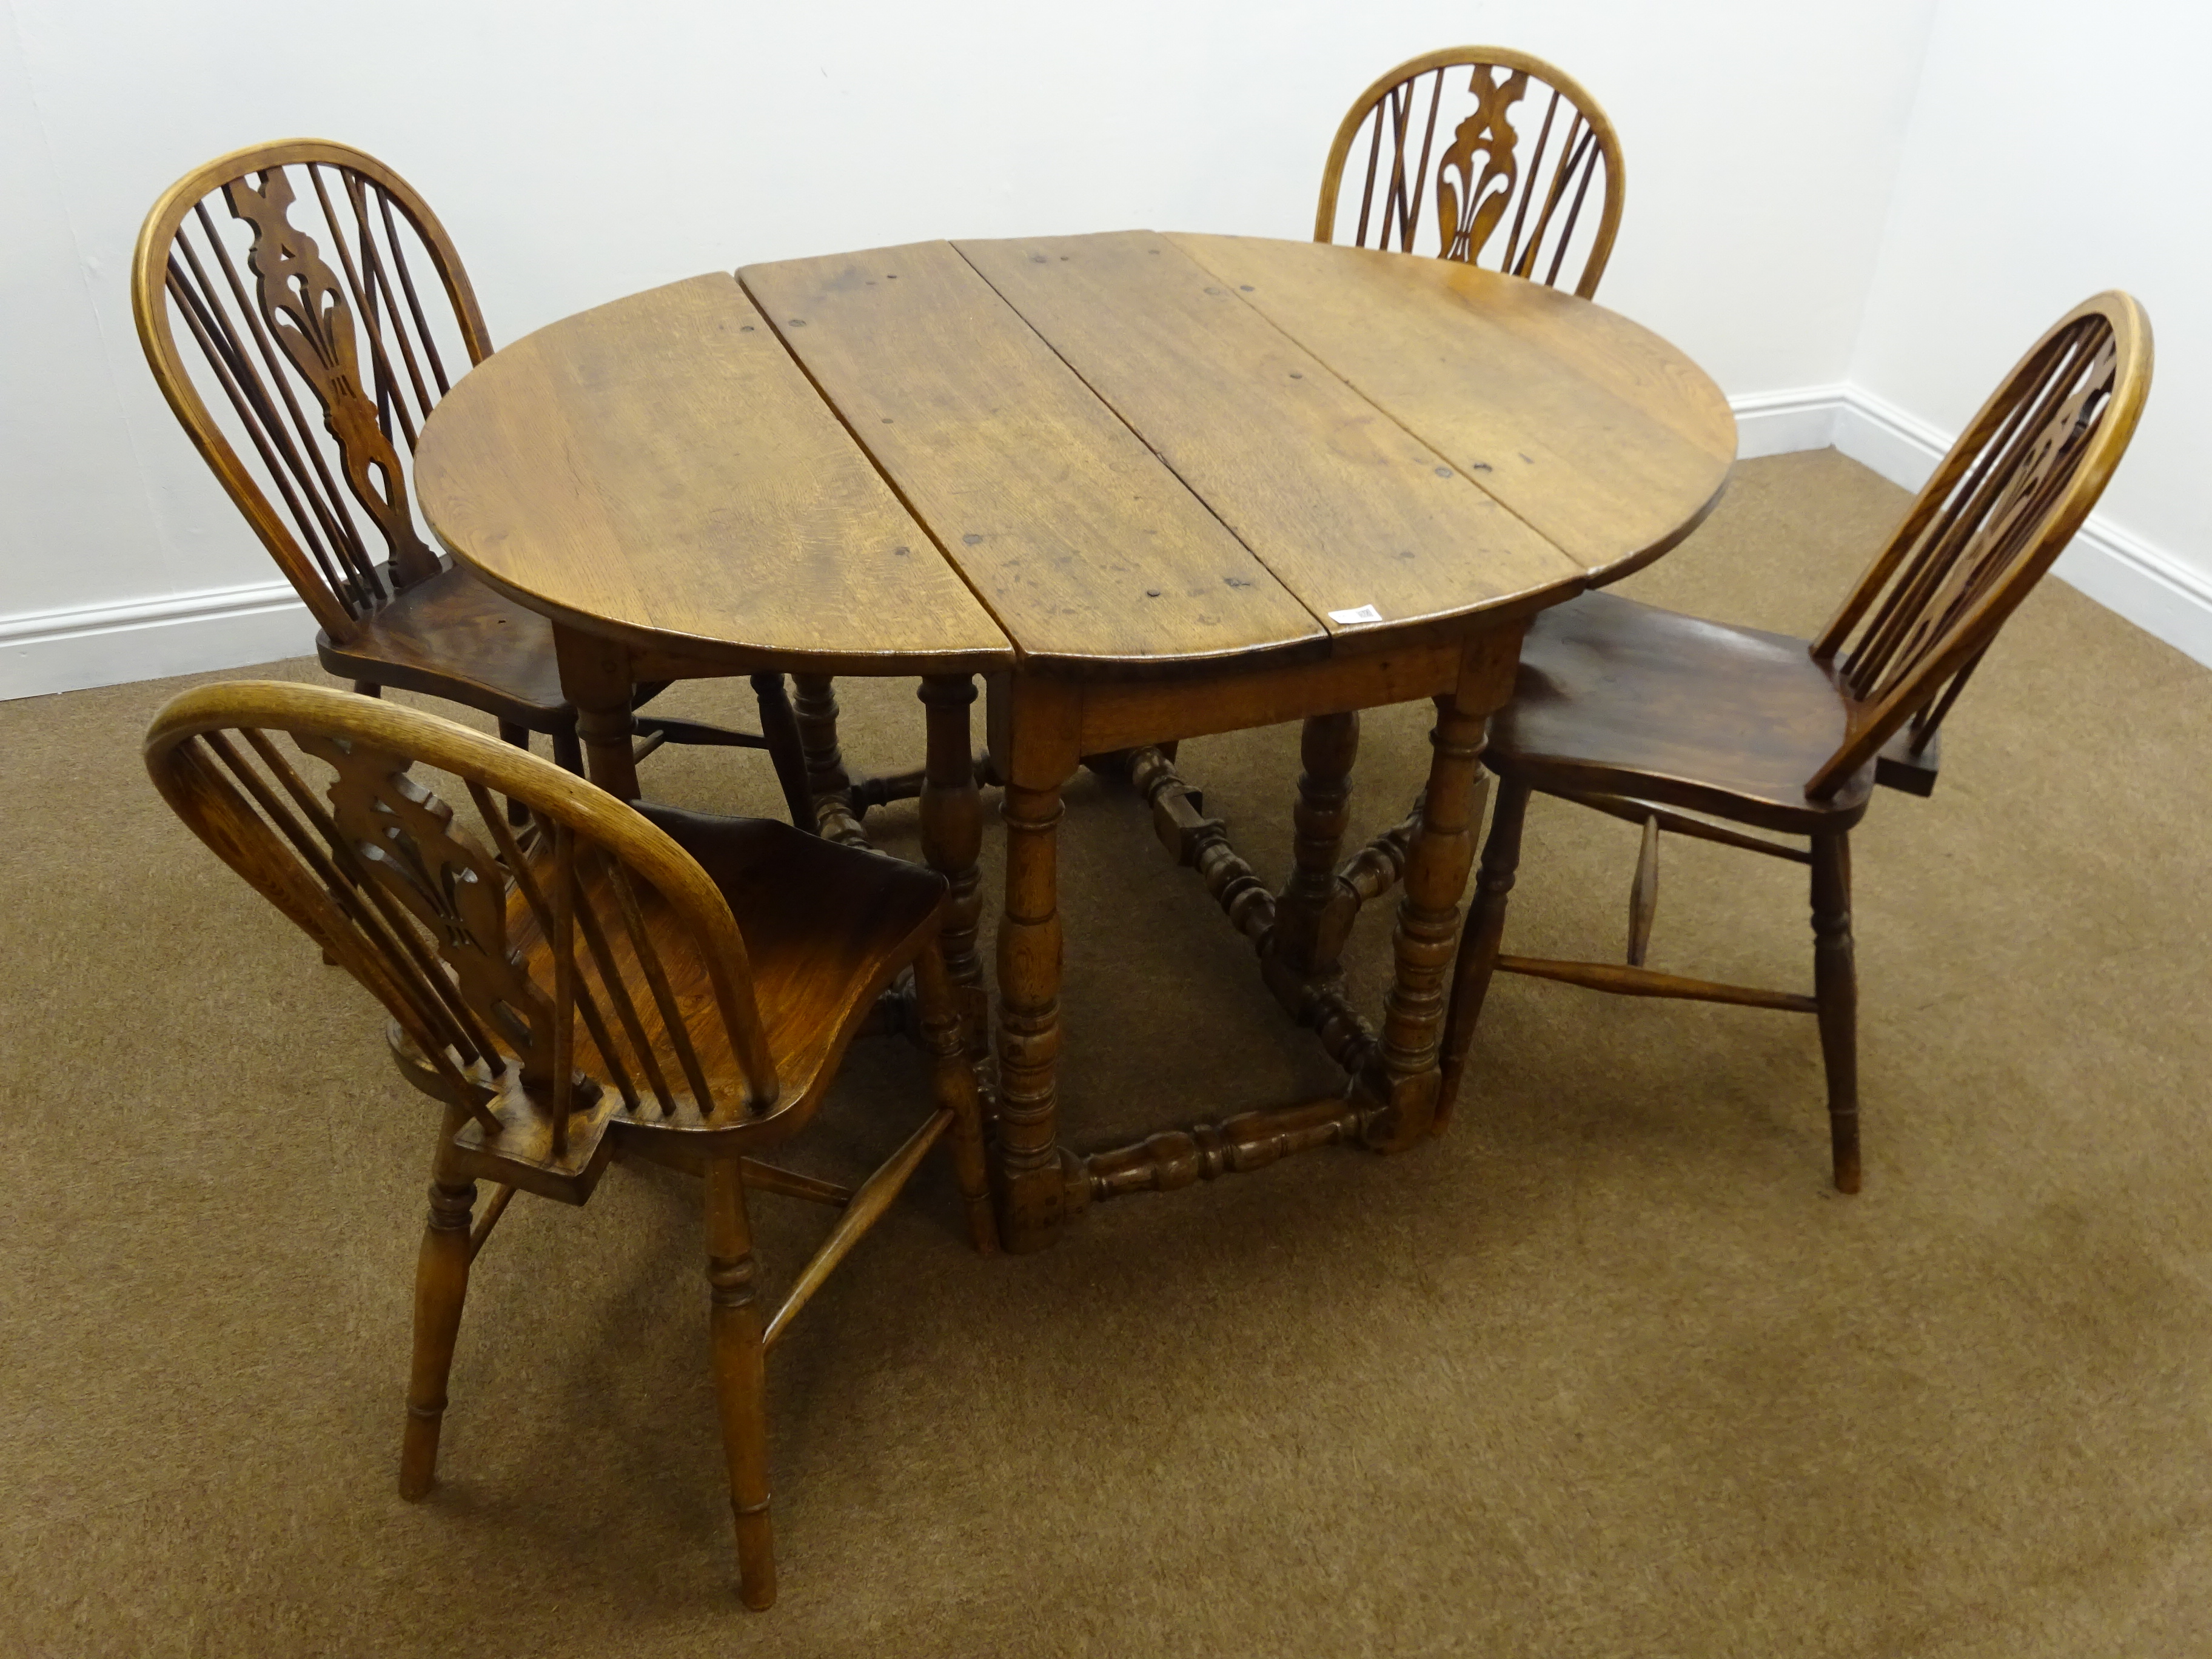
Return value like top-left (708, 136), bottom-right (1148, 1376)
top-left (705, 1159), bottom-right (777, 1609)
top-left (400, 1159), bottom-right (477, 1501)
top-left (914, 940), bottom-right (999, 1256)
top-left (793, 674), bottom-right (869, 844)
top-left (1810, 830), bottom-right (1862, 1194)
top-left (551, 726), bottom-right (584, 777)
top-left (1435, 776), bottom-right (1533, 1132)
top-left (497, 721), bottom-right (532, 825)
top-left (750, 672), bottom-right (816, 830)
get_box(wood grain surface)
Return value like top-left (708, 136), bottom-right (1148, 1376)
top-left (413, 272), bottom-right (1013, 677)
top-left (957, 232), bottom-right (1584, 637)
top-left (740, 240), bottom-right (1326, 674)
top-left (418, 237), bottom-right (1737, 682)
top-left (1170, 233), bottom-right (1734, 583)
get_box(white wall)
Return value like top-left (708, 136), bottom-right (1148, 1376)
top-left (0, 0), bottom-right (1992, 695)
top-left (1841, 0), bottom-right (2211, 665)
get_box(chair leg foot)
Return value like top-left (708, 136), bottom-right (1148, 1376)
top-left (706, 1161), bottom-right (777, 1609)
top-left (1811, 831), bottom-right (1861, 1195)
top-left (1831, 1117), bottom-right (1862, 1196)
top-left (400, 1170), bottom-right (476, 1500)
top-left (734, 1498), bottom-right (777, 1610)
top-left (399, 1409), bottom-right (444, 1503)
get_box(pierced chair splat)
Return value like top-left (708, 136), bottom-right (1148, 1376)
top-left (1437, 292), bottom-right (2154, 1192)
top-left (1316, 45), bottom-right (1625, 300)
top-left (132, 139), bottom-right (811, 822)
top-left (144, 680), bottom-right (996, 1610)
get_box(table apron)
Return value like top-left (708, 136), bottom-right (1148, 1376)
top-left (987, 621), bottom-right (1527, 788)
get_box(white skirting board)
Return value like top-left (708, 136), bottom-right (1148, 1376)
top-left (3, 389), bottom-right (2205, 700)
top-left (1737, 385), bottom-right (2212, 668)
top-left (1729, 384), bottom-right (1854, 461)
top-left (0, 579), bottom-right (313, 701)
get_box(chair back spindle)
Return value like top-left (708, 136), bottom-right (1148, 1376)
top-left (146, 683), bottom-right (782, 1160)
top-left (1316, 47), bottom-right (1625, 300)
top-left (133, 142), bottom-right (492, 642)
top-left (1806, 294), bottom-right (2152, 798)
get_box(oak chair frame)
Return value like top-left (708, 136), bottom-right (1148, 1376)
top-left (1437, 292), bottom-right (2153, 1191)
top-left (144, 680), bottom-right (996, 1609)
top-left (133, 139), bottom-right (811, 820)
top-left (1316, 46), bottom-right (1625, 300)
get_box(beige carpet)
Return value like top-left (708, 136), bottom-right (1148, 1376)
top-left (4, 449), bottom-right (2210, 1657)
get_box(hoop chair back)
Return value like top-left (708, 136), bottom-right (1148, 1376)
top-left (1316, 47), bottom-right (1624, 299)
top-left (1806, 292), bottom-right (2153, 799)
top-left (133, 141), bottom-right (491, 643)
top-left (146, 681), bottom-right (783, 1195)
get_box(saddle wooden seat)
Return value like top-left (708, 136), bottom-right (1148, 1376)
top-left (1495, 588), bottom-right (1876, 835)
top-left (535, 803), bottom-right (948, 1110)
top-left (317, 559), bottom-right (570, 723)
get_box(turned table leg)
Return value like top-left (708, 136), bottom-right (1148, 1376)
top-left (1364, 695), bottom-right (1487, 1149)
top-left (995, 776), bottom-right (1066, 1250)
top-left (553, 623), bottom-right (642, 800)
top-left (918, 675), bottom-right (988, 1055)
top-left (1364, 625), bottom-right (1524, 1151)
top-left (988, 676), bottom-right (1081, 1252)
top-left (1267, 711), bottom-right (1360, 977)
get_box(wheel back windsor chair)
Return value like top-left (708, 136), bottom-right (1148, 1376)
top-left (144, 679), bottom-right (995, 1609)
top-left (133, 140), bottom-right (813, 822)
top-left (1316, 47), bottom-right (1625, 300)
top-left (1438, 292), bottom-right (2153, 1191)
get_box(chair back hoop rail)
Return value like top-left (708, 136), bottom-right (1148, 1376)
top-left (144, 680), bottom-right (783, 1192)
top-left (1315, 45), bottom-right (1624, 300)
top-left (132, 139), bottom-right (492, 643)
top-left (1804, 291), bottom-right (2151, 802)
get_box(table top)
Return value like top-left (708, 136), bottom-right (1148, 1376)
top-left (415, 232), bottom-right (1735, 680)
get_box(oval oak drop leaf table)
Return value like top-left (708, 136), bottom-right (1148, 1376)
top-left (414, 231), bottom-right (1736, 1252)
